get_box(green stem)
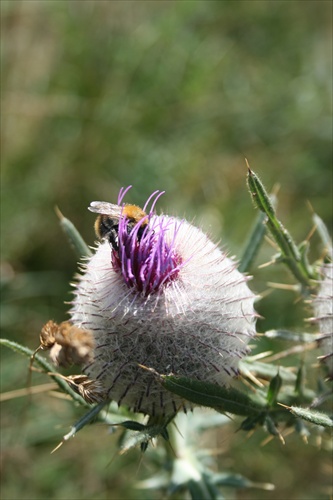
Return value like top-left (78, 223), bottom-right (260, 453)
top-left (0, 338), bottom-right (90, 407)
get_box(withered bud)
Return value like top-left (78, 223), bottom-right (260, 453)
top-left (65, 375), bottom-right (108, 404)
top-left (39, 320), bottom-right (58, 349)
top-left (39, 320), bottom-right (95, 368)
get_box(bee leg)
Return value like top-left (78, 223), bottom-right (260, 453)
top-left (108, 227), bottom-right (119, 252)
top-left (137, 225), bottom-right (146, 242)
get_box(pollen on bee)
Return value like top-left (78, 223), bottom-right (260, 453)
top-left (122, 204), bottom-right (148, 224)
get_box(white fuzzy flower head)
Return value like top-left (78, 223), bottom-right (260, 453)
top-left (70, 187), bottom-right (257, 417)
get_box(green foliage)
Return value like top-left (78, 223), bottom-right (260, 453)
top-left (2, 167), bottom-right (332, 498)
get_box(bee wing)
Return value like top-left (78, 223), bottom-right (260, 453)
top-left (88, 201), bottom-right (122, 216)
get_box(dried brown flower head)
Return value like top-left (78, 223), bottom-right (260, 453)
top-left (39, 320), bottom-right (95, 368)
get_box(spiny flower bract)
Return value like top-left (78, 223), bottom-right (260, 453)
top-left (70, 188), bottom-right (257, 417)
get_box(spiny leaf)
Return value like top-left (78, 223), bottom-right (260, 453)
top-left (238, 210), bottom-right (267, 273)
top-left (161, 375), bottom-right (266, 416)
top-left (52, 401), bottom-right (108, 453)
top-left (312, 212), bottom-right (333, 257)
top-left (279, 404), bottom-right (333, 428)
top-left (55, 207), bottom-right (92, 258)
top-left (118, 420), bottom-right (146, 432)
top-left (267, 371), bottom-right (282, 407)
top-left (246, 165), bottom-right (316, 288)
top-left (295, 364), bottom-right (305, 397)
top-left (264, 330), bottom-right (319, 343)
top-left (212, 472), bottom-right (275, 491)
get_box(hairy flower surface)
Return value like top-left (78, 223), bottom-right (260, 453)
top-left (70, 188), bottom-right (257, 417)
top-left (313, 263), bottom-right (333, 379)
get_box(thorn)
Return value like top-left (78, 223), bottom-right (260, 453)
top-left (277, 402), bottom-right (290, 409)
top-left (267, 282), bottom-right (300, 292)
top-left (240, 372), bottom-right (265, 389)
top-left (302, 434), bottom-right (308, 445)
top-left (137, 364), bottom-right (162, 379)
top-left (254, 289), bottom-right (272, 302)
top-left (264, 235), bottom-right (279, 250)
top-left (245, 157), bottom-right (252, 173)
top-left (258, 260), bottom-right (275, 269)
top-left (306, 200), bottom-right (314, 214)
top-left (247, 350), bottom-right (273, 361)
top-left (305, 224), bottom-right (317, 244)
top-left (51, 440), bottom-right (64, 454)
top-left (260, 435), bottom-right (274, 446)
top-left (54, 206), bottom-right (64, 220)
top-left (278, 433), bottom-right (286, 445)
top-left (105, 448), bottom-right (121, 470)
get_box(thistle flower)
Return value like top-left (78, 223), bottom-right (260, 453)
top-left (312, 263), bottom-right (333, 379)
top-left (70, 187), bottom-right (257, 417)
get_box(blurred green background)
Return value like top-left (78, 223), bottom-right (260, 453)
top-left (1, 1), bottom-right (332, 499)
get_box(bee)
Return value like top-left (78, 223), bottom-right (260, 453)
top-left (88, 201), bottom-right (148, 251)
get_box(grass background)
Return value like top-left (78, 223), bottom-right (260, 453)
top-left (1, 1), bottom-right (332, 499)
